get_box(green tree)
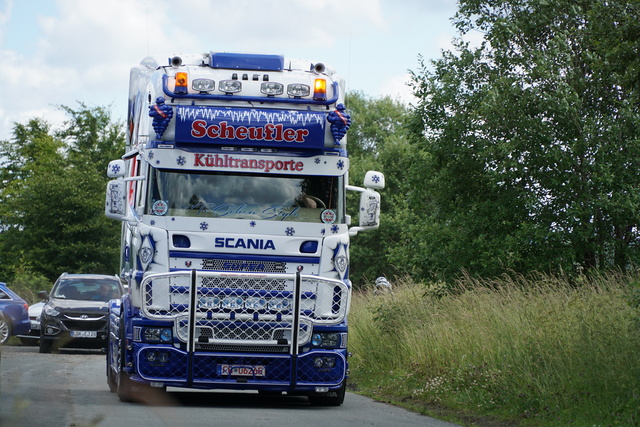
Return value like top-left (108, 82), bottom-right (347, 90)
top-left (405, 0), bottom-right (640, 278)
top-left (345, 92), bottom-right (413, 286)
top-left (0, 105), bottom-right (125, 282)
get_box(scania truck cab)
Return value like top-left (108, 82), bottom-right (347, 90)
top-left (105, 51), bottom-right (384, 405)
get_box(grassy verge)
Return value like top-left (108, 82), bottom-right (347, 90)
top-left (347, 273), bottom-right (640, 426)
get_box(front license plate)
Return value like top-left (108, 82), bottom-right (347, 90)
top-left (70, 330), bottom-right (97, 338)
top-left (218, 364), bottom-right (265, 377)
top-left (31, 321), bottom-right (40, 330)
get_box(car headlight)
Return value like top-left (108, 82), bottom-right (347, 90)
top-left (43, 304), bottom-right (60, 317)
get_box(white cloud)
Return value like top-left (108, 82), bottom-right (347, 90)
top-left (378, 73), bottom-right (418, 105)
top-left (0, 0), bottom-right (12, 46)
top-left (0, 0), bottom-right (458, 140)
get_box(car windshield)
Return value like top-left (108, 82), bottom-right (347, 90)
top-left (146, 169), bottom-right (345, 223)
top-left (53, 279), bottom-right (121, 302)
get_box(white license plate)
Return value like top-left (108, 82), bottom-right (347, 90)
top-left (31, 321), bottom-right (40, 330)
top-left (218, 364), bottom-right (265, 377)
top-left (70, 330), bottom-right (97, 338)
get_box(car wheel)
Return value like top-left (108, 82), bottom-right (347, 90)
top-left (308, 381), bottom-right (346, 406)
top-left (0, 314), bottom-right (11, 345)
top-left (39, 336), bottom-right (52, 353)
top-left (38, 330), bottom-right (58, 353)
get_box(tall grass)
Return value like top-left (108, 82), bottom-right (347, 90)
top-left (348, 273), bottom-right (640, 425)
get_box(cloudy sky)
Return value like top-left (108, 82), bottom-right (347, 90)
top-left (0, 0), bottom-right (461, 141)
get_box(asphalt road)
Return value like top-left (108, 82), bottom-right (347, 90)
top-left (0, 345), bottom-right (459, 427)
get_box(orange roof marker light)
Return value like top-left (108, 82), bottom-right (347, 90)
top-left (313, 78), bottom-right (327, 101)
top-left (174, 72), bottom-right (188, 94)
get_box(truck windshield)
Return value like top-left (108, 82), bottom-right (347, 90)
top-left (146, 169), bottom-right (344, 223)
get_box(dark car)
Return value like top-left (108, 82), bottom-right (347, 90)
top-left (39, 273), bottom-right (124, 353)
top-left (0, 282), bottom-right (30, 345)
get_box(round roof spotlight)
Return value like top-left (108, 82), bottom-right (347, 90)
top-left (171, 56), bottom-right (183, 67)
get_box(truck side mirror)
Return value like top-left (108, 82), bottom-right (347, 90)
top-left (363, 170), bottom-right (385, 190)
top-left (359, 189), bottom-right (381, 229)
top-left (347, 170), bottom-right (385, 236)
top-left (107, 159), bottom-right (126, 178)
top-left (105, 179), bottom-right (127, 220)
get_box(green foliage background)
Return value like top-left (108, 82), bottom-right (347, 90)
top-left (0, 104), bottom-right (124, 296)
top-left (350, 0), bottom-right (640, 284)
top-left (2, 0), bottom-right (640, 293)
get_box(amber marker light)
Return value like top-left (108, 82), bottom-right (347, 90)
top-left (175, 72), bottom-right (188, 94)
top-left (313, 78), bottom-right (327, 100)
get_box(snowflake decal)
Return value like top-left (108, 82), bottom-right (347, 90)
top-left (200, 222), bottom-right (209, 231)
top-left (285, 227), bottom-right (295, 236)
top-left (321, 228), bottom-right (326, 235)
top-left (337, 160), bottom-right (345, 170)
top-left (150, 220), bottom-right (155, 226)
top-left (250, 221), bottom-right (256, 227)
top-left (372, 174), bottom-right (381, 184)
top-left (331, 224), bottom-right (339, 234)
top-left (177, 156), bottom-right (186, 166)
top-left (315, 157), bottom-right (321, 164)
top-left (110, 163), bottom-right (121, 175)
top-left (148, 151), bottom-right (155, 160)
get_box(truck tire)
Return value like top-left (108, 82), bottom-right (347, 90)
top-left (308, 381), bottom-right (346, 406)
top-left (117, 370), bottom-right (135, 402)
top-left (115, 311), bottom-right (134, 402)
top-left (106, 326), bottom-right (117, 393)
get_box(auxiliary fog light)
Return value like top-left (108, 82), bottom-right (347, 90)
top-left (313, 356), bottom-right (337, 369)
top-left (192, 78), bottom-right (215, 92)
top-left (45, 326), bottom-right (59, 335)
top-left (143, 327), bottom-right (173, 343)
top-left (145, 351), bottom-right (170, 364)
top-left (315, 387), bottom-right (329, 393)
top-left (260, 82), bottom-right (284, 96)
top-left (219, 80), bottom-right (242, 94)
top-left (287, 83), bottom-right (310, 98)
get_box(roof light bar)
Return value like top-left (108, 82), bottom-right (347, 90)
top-left (162, 75), bottom-right (339, 105)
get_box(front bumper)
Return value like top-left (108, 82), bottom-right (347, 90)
top-left (129, 343), bottom-right (347, 391)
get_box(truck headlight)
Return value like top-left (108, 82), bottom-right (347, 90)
top-left (311, 332), bottom-right (340, 348)
top-left (143, 327), bottom-right (173, 343)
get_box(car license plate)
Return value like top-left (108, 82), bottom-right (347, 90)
top-left (31, 321), bottom-right (40, 330)
top-left (70, 330), bottom-right (97, 338)
top-left (217, 364), bottom-right (265, 377)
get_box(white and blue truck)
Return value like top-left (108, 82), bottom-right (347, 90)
top-left (104, 51), bottom-right (384, 405)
